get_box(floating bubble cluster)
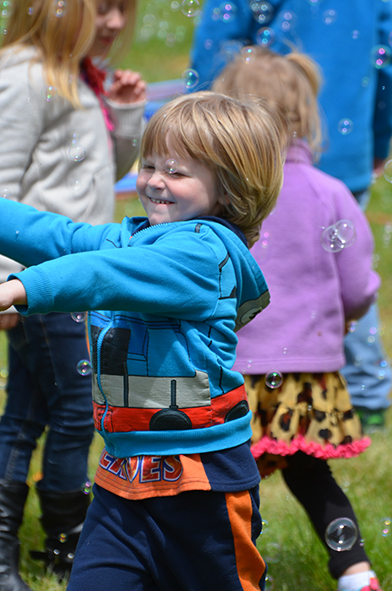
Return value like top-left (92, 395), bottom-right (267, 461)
top-left (325, 518), bottom-right (358, 552)
top-left (265, 372), bottom-right (283, 389)
top-left (165, 159), bottom-right (179, 174)
top-left (321, 220), bottom-right (356, 253)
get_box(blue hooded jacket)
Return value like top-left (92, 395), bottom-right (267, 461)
top-left (0, 199), bottom-right (269, 458)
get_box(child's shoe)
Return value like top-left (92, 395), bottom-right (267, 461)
top-left (338, 571), bottom-right (382, 591)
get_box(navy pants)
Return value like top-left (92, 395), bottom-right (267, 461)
top-left (67, 484), bottom-right (266, 591)
top-left (0, 312), bottom-right (94, 491)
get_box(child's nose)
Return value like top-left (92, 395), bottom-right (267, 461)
top-left (147, 171), bottom-right (165, 189)
top-left (107, 8), bottom-right (125, 31)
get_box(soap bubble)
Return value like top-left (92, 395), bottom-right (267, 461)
top-left (380, 517), bottom-right (391, 537)
top-left (256, 26), bottom-right (275, 47)
top-left (250, 1), bottom-right (274, 25)
top-left (261, 518), bottom-right (269, 533)
top-left (219, 1), bottom-right (237, 21)
top-left (265, 372), bottom-right (283, 389)
top-left (69, 144), bottom-right (86, 162)
top-left (69, 177), bottom-right (83, 194)
top-left (383, 159), bottom-right (392, 182)
top-left (76, 360), bottom-right (92, 376)
top-left (53, 0), bottom-right (66, 17)
top-left (83, 481), bottom-right (92, 494)
top-left (0, 0), bottom-right (13, 18)
top-left (277, 9), bottom-right (297, 32)
top-left (42, 86), bottom-right (57, 101)
top-left (321, 220), bottom-right (356, 253)
top-left (181, 0), bottom-right (200, 17)
top-left (338, 118), bottom-right (353, 135)
top-left (181, 68), bottom-right (199, 89)
top-left (335, 220), bottom-right (356, 246)
top-left (165, 159), bottom-right (179, 174)
top-left (0, 187), bottom-right (10, 198)
top-left (264, 542), bottom-right (282, 563)
top-left (322, 8), bottom-right (337, 24)
top-left (71, 312), bottom-right (86, 322)
top-left (370, 45), bottom-right (392, 69)
top-left (325, 518), bottom-right (357, 551)
top-left (241, 45), bottom-right (256, 63)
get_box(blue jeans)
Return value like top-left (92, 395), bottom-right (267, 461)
top-left (342, 304), bottom-right (391, 410)
top-left (343, 189), bottom-right (391, 410)
top-left (0, 313), bottom-right (95, 491)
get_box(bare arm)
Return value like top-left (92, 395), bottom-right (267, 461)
top-left (0, 280), bottom-right (27, 312)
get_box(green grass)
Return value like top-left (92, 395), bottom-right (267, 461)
top-left (0, 3), bottom-right (392, 588)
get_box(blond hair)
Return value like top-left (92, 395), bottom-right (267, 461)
top-left (140, 91), bottom-right (288, 247)
top-left (213, 46), bottom-right (323, 155)
top-left (0, 0), bottom-right (136, 107)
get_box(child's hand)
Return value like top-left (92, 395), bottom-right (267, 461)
top-left (0, 280), bottom-right (27, 312)
top-left (0, 313), bottom-right (20, 331)
top-left (107, 70), bottom-right (147, 104)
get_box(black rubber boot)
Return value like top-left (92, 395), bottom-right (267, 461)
top-left (30, 486), bottom-right (90, 582)
top-left (0, 480), bottom-right (32, 591)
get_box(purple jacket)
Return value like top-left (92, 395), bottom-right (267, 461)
top-left (234, 140), bottom-right (380, 375)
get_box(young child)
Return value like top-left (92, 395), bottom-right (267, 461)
top-left (213, 47), bottom-right (383, 591)
top-left (0, 0), bottom-right (145, 587)
top-left (0, 91), bottom-right (287, 591)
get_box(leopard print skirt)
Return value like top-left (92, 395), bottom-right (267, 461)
top-left (244, 372), bottom-right (371, 476)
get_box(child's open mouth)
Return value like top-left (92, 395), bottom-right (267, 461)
top-left (150, 197), bottom-right (173, 205)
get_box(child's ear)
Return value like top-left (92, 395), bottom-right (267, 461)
top-left (219, 188), bottom-right (231, 206)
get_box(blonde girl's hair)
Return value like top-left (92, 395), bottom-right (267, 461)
top-left (0, 0), bottom-right (136, 108)
top-left (212, 46), bottom-right (323, 156)
top-left (140, 91), bottom-right (288, 248)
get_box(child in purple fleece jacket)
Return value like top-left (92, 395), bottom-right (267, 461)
top-left (213, 47), bottom-right (383, 591)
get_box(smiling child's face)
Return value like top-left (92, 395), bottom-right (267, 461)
top-left (89, 0), bottom-right (128, 58)
top-left (136, 142), bottom-right (224, 226)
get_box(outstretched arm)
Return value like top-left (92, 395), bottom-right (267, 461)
top-left (0, 280), bottom-right (27, 312)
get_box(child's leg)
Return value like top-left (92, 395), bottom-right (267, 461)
top-left (281, 452), bottom-right (369, 579)
top-left (68, 484), bottom-right (266, 591)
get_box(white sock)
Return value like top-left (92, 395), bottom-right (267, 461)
top-left (337, 570), bottom-right (377, 591)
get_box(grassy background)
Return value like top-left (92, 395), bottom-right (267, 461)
top-left (0, 2), bottom-right (391, 589)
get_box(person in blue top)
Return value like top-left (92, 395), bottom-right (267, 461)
top-left (0, 91), bottom-right (287, 591)
top-left (190, 0), bottom-right (392, 430)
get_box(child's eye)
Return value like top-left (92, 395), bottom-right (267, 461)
top-left (97, 2), bottom-right (109, 14)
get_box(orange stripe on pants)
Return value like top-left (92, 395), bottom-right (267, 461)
top-left (225, 491), bottom-right (266, 591)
